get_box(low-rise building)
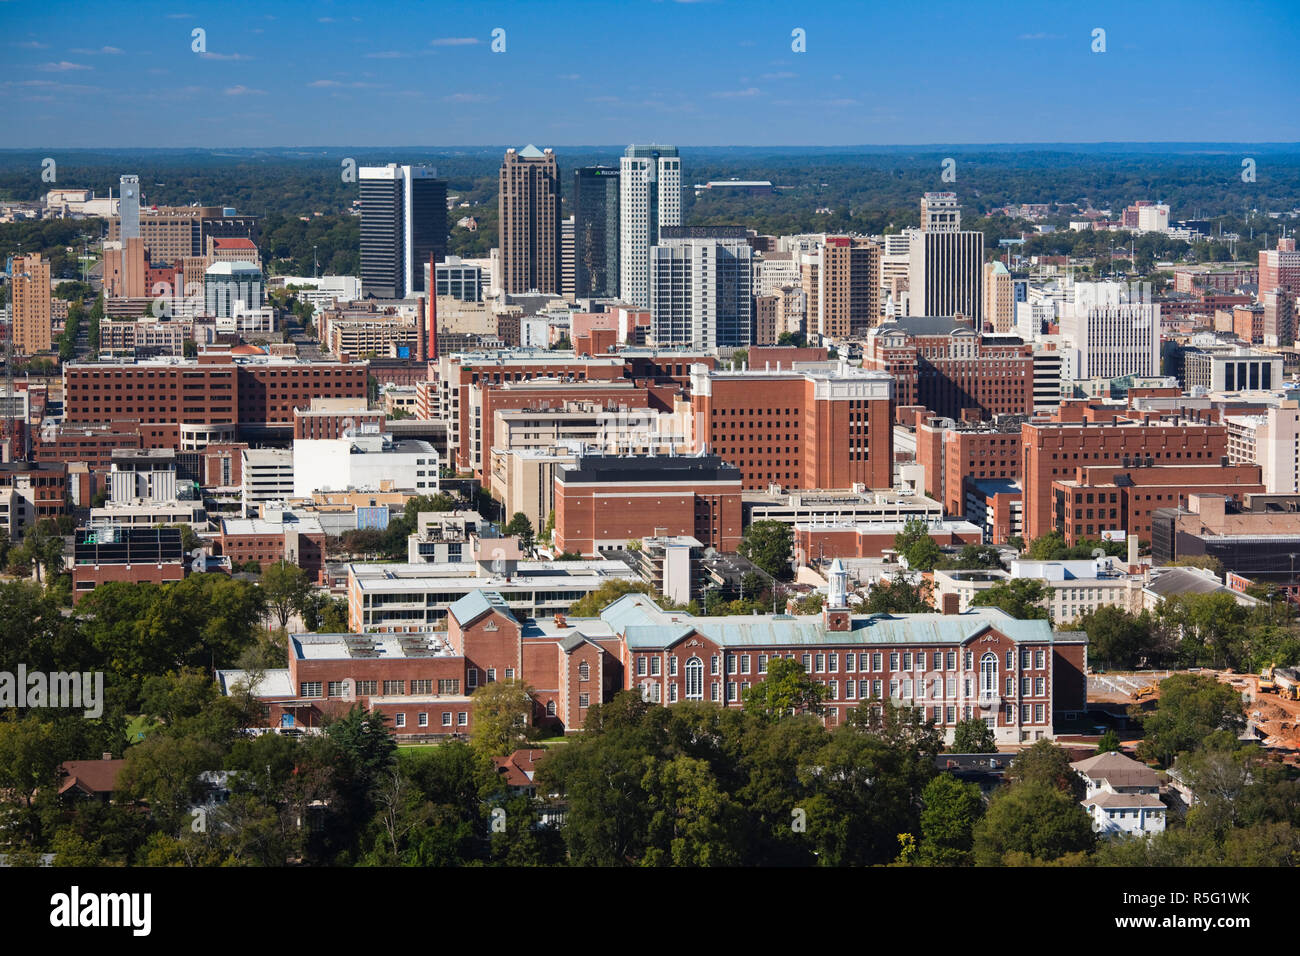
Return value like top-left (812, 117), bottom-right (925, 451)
top-left (1071, 751), bottom-right (1166, 837)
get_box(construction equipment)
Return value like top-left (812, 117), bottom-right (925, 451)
top-left (1274, 667), bottom-right (1300, 701)
top-left (1261, 665), bottom-right (1278, 694)
top-left (1133, 684), bottom-right (1158, 700)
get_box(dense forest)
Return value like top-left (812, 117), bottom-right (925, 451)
top-left (2, 146), bottom-right (1296, 280)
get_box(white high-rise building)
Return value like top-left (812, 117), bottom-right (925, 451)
top-left (619, 145), bottom-right (681, 308)
top-left (1226, 403), bottom-right (1300, 494)
top-left (650, 229), bottom-right (752, 350)
top-left (1058, 281), bottom-right (1160, 380)
top-left (119, 175), bottom-right (140, 240)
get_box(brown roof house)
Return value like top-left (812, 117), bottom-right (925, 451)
top-left (1071, 751), bottom-right (1166, 837)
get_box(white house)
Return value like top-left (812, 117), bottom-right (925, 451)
top-left (1071, 750), bottom-right (1166, 837)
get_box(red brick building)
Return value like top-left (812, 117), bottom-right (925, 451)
top-left (553, 453), bottom-right (743, 555)
top-left (793, 519), bottom-right (982, 561)
top-left (863, 317), bottom-right (1033, 422)
top-left (916, 416), bottom-right (1024, 515)
top-left (63, 354), bottom-right (367, 440)
top-left (1021, 410), bottom-right (1235, 544)
top-left (689, 361), bottom-right (893, 491)
top-left (71, 526), bottom-right (185, 603)
top-left (225, 582), bottom-right (1086, 745)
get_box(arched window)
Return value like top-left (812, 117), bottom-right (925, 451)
top-left (980, 652), bottom-right (998, 695)
top-left (545, 700), bottom-right (556, 717)
top-left (685, 657), bottom-right (704, 700)
top-left (578, 660), bottom-right (590, 681)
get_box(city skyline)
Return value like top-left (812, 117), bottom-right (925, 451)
top-left (2, 0), bottom-right (1299, 149)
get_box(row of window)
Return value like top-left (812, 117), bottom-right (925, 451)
top-left (392, 711), bottom-right (468, 728)
top-left (635, 647), bottom-right (1048, 677)
top-left (300, 677), bottom-right (461, 698)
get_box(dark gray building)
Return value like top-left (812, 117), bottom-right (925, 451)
top-left (360, 163), bottom-right (447, 299)
top-left (573, 165), bottom-right (620, 299)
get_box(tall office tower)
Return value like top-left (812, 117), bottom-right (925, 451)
top-left (1262, 287), bottom-right (1295, 348)
top-left (920, 191), bottom-right (962, 232)
top-left (11, 253), bottom-right (52, 356)
top-left (1058, 281), bottom-right (1160, 379)
top-left (983, 260), bottom-right (1014, 332)
top-left (620, 144), bottom-right (681, 307)
top-left (498, 145), bottom-right (561, 295)
top-left (119, 175), bottom-right (140, 240)
top-left (359, 164), bottom-right (447, 299)
top-left (560, 216), bottom-right (575, 298)
top-left (908, 194), bottom-right (984, 323)
top-left (650, 227), bottom-right (753, 349)
top-left (817, 236), bottom-right (881, 340)
top-left (1259, 236), bottom-right (1300, 295)
top-left (572, 165), bottom-right (620, 298)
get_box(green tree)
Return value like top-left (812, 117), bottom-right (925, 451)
top-left (469, 679), bottom-right (534, 757)
top-left (972, 780), bottom-right (1095, 865)
top-left (970, 578), bottom-right (1050, 620)
top-left (1008, 738), bottom-right (1085, 800)
top-left (1096, 729), bottom-right (1123, 754)
top-left (865, 574), bottom-right (932, 613)
top-left (894, 517), bottom-right (943, 572)
top-left (913, 773), bottom-right (984, 865)
top-left (739, 520), bottom-right (793, 579)
top-left (951, 717), bottom-right (997, 753)
top-left (742, 656), bottom-right (829, 719)
top-left (567, 579), bottom-right (657, 617)
top-left (640, 754), bottom-right (744, 866)
top-left (1132, 673), bottom-right (1245, 767)
top-left (261, 560), bottom-right (312, 631)
top-left (503, 512), bottom-right (535, 553)
top-left (1080, 605), bottom-right (1149, 669)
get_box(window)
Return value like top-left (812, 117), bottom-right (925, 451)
top-left (846, 680), bottom-right (856, 699)
top-left (902, 678), bottom-right (913, 698)
top-left (872, 652), bottom-right (882, 672)
top-left (902, 652), bottom-right (912, 670)
top-left (1021, 649), bottom-right (1031, 669)
top-left (980, 653), bottom-right (998, 695)
top-left (1004, 703), bottom-right (1015, 722)
top-left (828, 653), bottom-right (838, 672)
top-left (383, 680), bottom-right (404, 695)
top-left (637, 656), bottom-right (647, 677)
top-left (300, 682), bottom-right (322, 698)
top-left (815, 654), bottom-right (825, 673)
top-left (964, 651), bottom-right (973, 670)
top-left (579, 693), bottom-right (590, 708)
top-left (437, 679), bottom-right (459, 694)
top-left (946, 677), bottom-right (956, 698)
top-left (418, 713), bottom-right (428, 727)
top-left (650, 657), bottom-right (661, 677)
top-left (933, 651), bottom-right (943, 669)
top-left (890, 679), bottom-right (900, 698)
top-left (846, 653), bottom-right (855, 673)
top-left (711, 682), bottom-right (720, 702)
top-left (442, 712), bottom-right (452, 726)
top-left (1022, 677), bottom-right (1031, 696)
top-left (411, 680), bottom-right (432, 694)
top-left (395, 713), bottom-right (406, 728)
top-left (1035, 650), bottom-right (1046, 669)
top-left (685, 657), bottom-right (704, 699)
top-left (467, 669), bottom-right (478, 690)
top-left (801, 653), bottom-right (812, 671)
top-left (457, 711), bottom-right (468, 726)
top-left (669, 683), bottom-right (678, 702)
top-left (328, 681), bottom-right (344, 698)
top-left (727, 682), bottom-right (738, 702)
top-left (1035, 677), bottom-right (1045, 697)
top-left (505, 668), bottom-right (515, 679)
top-left (711, 655), bottom-right (720, 675)
top-left (578, 660), bottom-right (590, 681)
top-left (727, 654), bottom-right (738, 675)
top-left (946, 705), bottom-right (956, 724)
top-left (758, 654), bottom-right (768, 674)
top-left (357, 680), bottom-right (377, 696)
top-left (1006, 649), bottom-right (1015, 671)
top-left (546, 700), bottom-right (556, 716)
top-left (890, 652), bottom-right (900, 671)
top-left (668, 656), bottom-right (678, 677)
top-left (1035, 703), bottom-right (1045, 723)
top-left (486, 668), bottom-right (496, 683)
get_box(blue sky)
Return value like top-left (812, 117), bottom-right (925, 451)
top-left (1, 0), bottom-right (1296, 147)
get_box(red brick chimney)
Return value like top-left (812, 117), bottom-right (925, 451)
top-left (429, 253), bottom-right (439, 362)
top-left (941, 592), bottom-right (961, 615)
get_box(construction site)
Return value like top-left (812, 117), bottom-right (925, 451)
top-left (1086, 667), bottom-right (1300, 763)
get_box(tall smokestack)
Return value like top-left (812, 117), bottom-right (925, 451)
top-left (415, 295), bottom-right (427, 364)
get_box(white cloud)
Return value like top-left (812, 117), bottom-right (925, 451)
top-left (366, 51), bottom-right (408, 58)
top-left (442, 92), bottom-right (496, 103)
top-left (224, 85), bottom-right (266, 95)
top-left (711, 87), bottom-right (761, 98)
top-left (761, 71), bottom-right (796, 80)
top-left (15, 40), bottom-right (49, 49)
top-left (36, 61), bottom-right (92, 72)
top-left (200, 51), bottom-right (252, 61)
top-left (431, 37), bottom-right (480, 46)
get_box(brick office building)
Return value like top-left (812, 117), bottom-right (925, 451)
top-left (553, 453), bottom-right (743, 555)
top-left (688, 360), bottom-right (893, 491)
top-left (63, 354), bottom-right (367, 443)
top-left (223, 568), bottom-right (1087, 745)
top-left (71, 526), bottom-right (185, 603)
top-left (1021, 410), bottom-right (1235, 543)
top-left (916, 416), bottom-right (1025, 516)
top-left (863, 317), bottom-right (1034, 422)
